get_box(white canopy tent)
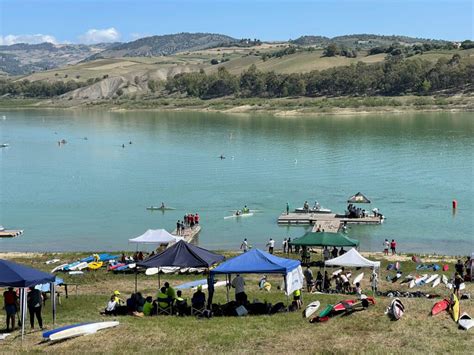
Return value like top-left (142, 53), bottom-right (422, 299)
top-left (128, 229), bottom-right (183, 245)
top-left (324, 248), bottom-right (380, 295)
top-left (325, 248), bottom-right (381, 269)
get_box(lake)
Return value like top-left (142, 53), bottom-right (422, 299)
top-left (0, 110), bottom-right (472, 255)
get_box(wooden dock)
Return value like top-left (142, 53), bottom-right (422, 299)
top-left (0, 229), bottom-right (23, 238)
top-left (172, 225), bottom-right (201, 243)
top-left (278, 213), bottom-right (382, 231)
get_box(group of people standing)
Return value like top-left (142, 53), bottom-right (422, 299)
top-left (175, 213), bottom-right (199, 236)
top-left (383, 239), bottom-right (397, 255)
top-left (3, 286), bottom-right (44, 331)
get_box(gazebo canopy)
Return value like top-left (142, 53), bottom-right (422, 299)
top-left (137, 240), bottom-right (224, 268)
top-left (289, 232), bottom-right (359, 247)
top-left (211, 249), bottom-right (300, 275)
top-left (0, 259), bottom-right (55, 288)
top-left (325, 248), bottom-right (380, 268)
top-left (129, 229), bottom-right (183, 245)
top-left (347, 192), bottom-right (371, 203)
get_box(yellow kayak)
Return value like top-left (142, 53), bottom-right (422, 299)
top-left (88, 261), bottom-right (103, 270)
top-left (450, 293), bottom-right (460, 322)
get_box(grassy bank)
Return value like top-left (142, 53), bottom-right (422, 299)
top-left (0, 94), bottom-right (473, 116)
top-left (0, 251), bottom-right (472, 353)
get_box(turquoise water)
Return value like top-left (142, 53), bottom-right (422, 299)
top-left (0, 110), bottom-right (473, 255)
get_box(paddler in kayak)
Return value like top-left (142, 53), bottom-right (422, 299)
top-left (160, 202), bottom-right (165, 209)
top-left (242, 205), bottom-right (250, 214)
top-left (235, 210), bottom-right (242, 216)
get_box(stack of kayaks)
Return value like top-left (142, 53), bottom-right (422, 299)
top-left (43, 321), bottom-right (119, 342)
top-left (53, 254), bottom-right (119, 273)
top-left (309, 297), bottom-right (375, 323)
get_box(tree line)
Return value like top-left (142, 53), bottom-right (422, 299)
top-left (165, 55), bottom-right (472, 99)
top-left (0, 79), bottom-right (87, 97)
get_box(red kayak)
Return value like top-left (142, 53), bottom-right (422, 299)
top-left (108, 263), bottom-right (125, 271)
top-left (431, 299), bottom-right (450, 316)
top-left (333, 297), bottom-right (375, 312)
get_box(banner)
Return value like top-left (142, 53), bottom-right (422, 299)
top-left (285, 265), bottom-right (304, 296)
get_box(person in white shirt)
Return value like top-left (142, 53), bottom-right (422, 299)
top-left (266, 238), bottom-right (275, 254)
top-left (383, 239), bottom-right (389, 255)
top-left (231, 274), bottom-right (247, 305)
top-left (240, 238), bottom-right (249, 252)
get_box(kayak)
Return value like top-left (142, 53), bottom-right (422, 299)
top-left (431, 299), bottom-right (449, 316)
top-left (146, 206), bottom-right (176, 211)
top-left (450, 293), bottom-right (460, 322)
top-left (387, 298), bottom-right (405, 320)
top-left (304, 301), bottom-right (321, 318)
top-left (88, 261), bottom-right (103, 270)
top-left (459, 313), bottom-right (473, 330)
top-left (224, 213), bottom-right (254, 219)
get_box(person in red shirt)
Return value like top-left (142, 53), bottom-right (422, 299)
top-left (3, 287), bottom-right (18, 331)
top-left (390, 239), bottom-right (397, 255)
top-left (194, 213), bottom-right (199, 225)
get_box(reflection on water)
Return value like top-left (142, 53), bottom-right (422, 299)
top-left (0, 110), bottom-right (473, 255)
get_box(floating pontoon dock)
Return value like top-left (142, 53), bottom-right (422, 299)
top-left (172, 225), bottom-right (201, 243)
top-left (0, 229), bottom-right (23, 238)
top-left (278, 213), bottom-right (382, 232)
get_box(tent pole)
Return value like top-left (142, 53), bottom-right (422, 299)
top-left (51, 283), bottom-right (56, 326)
top-left (322, 263), bottom-right (326, 293)
top-left (134, 267), bottom-right (138, 293)
top-left (158, 272), bottom-right (161, 289)
top-left (226, 274), bottom-right (230, 302)
top-left (21, 288), bottom-right (27, 341)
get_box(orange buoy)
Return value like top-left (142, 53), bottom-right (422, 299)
top-left (452, 200), bottom-right (457, 209)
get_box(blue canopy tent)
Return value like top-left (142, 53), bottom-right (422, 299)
top-left (209, 249), bottom-right (304, 304)
top-left (0, 259), bottom-right (57, 339)
top-left (136, 240), bottom-right (225, 292)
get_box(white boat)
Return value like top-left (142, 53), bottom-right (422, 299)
top-left (294, 207), bottom-right (332, 214)
top-left (51, 263), bottom-right (68, 273)
top-left (48, 321), bottom-right (119, 342)
top-left (425, 274), bottom-right (438, 284)
top-left (145, 268), bottom-right (159, 276)
top-left (224, 212), bottom-right (254, 219)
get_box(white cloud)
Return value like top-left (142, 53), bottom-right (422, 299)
top-left (78, 27), bottom-right (120, 44)
top-left (0, 34), bottom-right (58, 45)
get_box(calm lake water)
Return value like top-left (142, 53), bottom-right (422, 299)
top-left (0, 110), bottom-right (473, 255)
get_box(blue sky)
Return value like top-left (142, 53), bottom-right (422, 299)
top-left (0, 0), bottom-right (472, 45)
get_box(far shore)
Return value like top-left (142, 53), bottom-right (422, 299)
top-left (0, 95), bottom-right (473, 117)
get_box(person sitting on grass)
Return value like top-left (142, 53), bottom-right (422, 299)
top-left (164, 282), bottom-right (176, 303)
top-left (143, 296), bottom-right (154, 316)
top-left (175, 290), bottom-right (189, 316)
top-left (191, 285), bottom-right (206, 311)
top-left (102, 295), bottom-right (117, 316)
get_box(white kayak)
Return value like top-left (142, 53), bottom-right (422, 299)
top-left (194, 280), bottom-right (227, 291)
top-left (145, 268), bottom-right (159, 276)
top-left (425, 274), bottom-right (438, 284)
top-left (224, 213), bottom-right (254, 219)
top-left (69, 262), bottom-right (88, 271)
top-left (409, 279), bottom-right (416, 288)
top-left (68, 271), bottom-right (84, 275)
top-left (332, 269), bottom-right (343, 276)
top-left (459, 283), bottom-right (466, 290)
top-left (51, 263), bottom-right (68, 273)
top-left (442, 274), bottom-right (448, 285)
top-left (295, 207), bottom-right (332, 214)
top-left (458, 313), bottom-right (473, 330)
top-left (432, 276), bottom-right (441, 288)
top-left (353, 272), bottom-right (364, 285)
top-left (46, 259), bottom-right (60, 265)
top-left (0, 333), bottom-right (10, 340)
top-left (160, 266), bottom-right (180, 274)
top-left (304, 301), bottom-right (321, 318)
top-left (49, 321), bottom-right (119, 342)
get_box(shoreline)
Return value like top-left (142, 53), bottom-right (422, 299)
top-left (1, 95), bottom-right (473, 117)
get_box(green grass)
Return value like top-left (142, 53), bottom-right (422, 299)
top-left (0, 251), bottom-right (472, 353)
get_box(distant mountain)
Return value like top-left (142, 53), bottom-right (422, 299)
top-left (290, 34), bottom-right (451, 48)
top-left (0, 42), bottom-right (119, 76)
top-left (86, 32), bottom-right (238, 60)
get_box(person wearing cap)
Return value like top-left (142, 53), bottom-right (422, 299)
top-left (112, 290), bottom-right (124, 305)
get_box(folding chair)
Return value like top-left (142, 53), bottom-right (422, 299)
top-left (191, 302), bottom-right (206, 316)
top-left (157, 297), bottom-right (173, 315)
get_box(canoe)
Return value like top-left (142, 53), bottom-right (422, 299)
top-left (75, 262), bottom-right (89, 271)
top-left (304, 301), bottom-right (321, 318)
top-left (459, 313), bottom-right (473, 330)
top-left (431, 299), bottom-right (449, 316)
top-left (43, 323), bottom-right (91, 339)
top-left (224, 213), bottom-right (254, 219)
top-left (48, 321), bottom-right (119, 342)
top-left (146, 206), bottom-right (176, 211)
top-left (108, 263), bottom-right (125, 271)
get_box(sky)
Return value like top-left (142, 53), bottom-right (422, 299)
top-left (0, 0), bottom-right (472, 45)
